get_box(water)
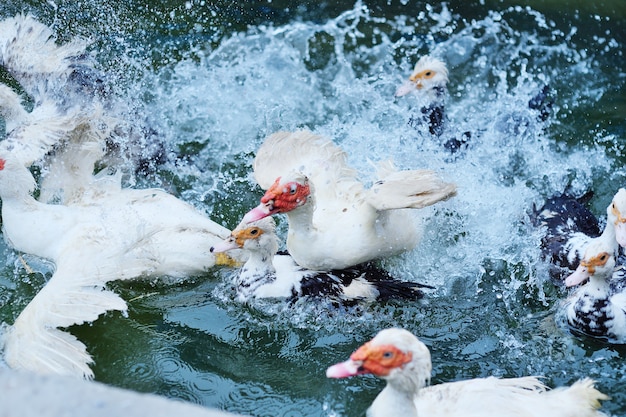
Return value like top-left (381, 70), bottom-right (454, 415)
top-left (0, 0), bottom-right (625, 416)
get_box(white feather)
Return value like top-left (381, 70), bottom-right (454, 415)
top-left (0, 155), bottom-right (243, 378)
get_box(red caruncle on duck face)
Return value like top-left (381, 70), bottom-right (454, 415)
top-left (260, 177), bottom-right (311, 214)
top-left (349, 341), bottom-right (413, 377)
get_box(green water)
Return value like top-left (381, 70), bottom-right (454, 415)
top-left (0, 1), bottom-right (625, 416)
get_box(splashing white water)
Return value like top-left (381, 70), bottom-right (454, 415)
top-left (1, 2), bottom-right (624, 416)
top-left (137, 2), bottom-right (615, 298)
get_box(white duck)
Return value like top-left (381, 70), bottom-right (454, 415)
top-left (0, 14), bottom-right (238, 378)
top-left (534, 188), bottom-right (626, 279)
top-left (210, 217), bottom-right (432, 303)
top-left (0, 153), bottom-right (241, 378)
top-left (327, 328), bottom-right (608, 417)
top-left (559, 237), bottom-right (626, 342)
top-left (243, 130), bottom-right (457, 270)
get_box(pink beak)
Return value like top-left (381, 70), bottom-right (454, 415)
top-left (242, 203), bottom-right (273, 223)
top-left (210, 237), bottom-right (240, 253)
top-left (565, 265), bottom-right (590, 287)
top-left (395, 80), bottom-right (416, 97)
top-left (326, 359), bottom-right (363, 378)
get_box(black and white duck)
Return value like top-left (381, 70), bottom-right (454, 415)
top-left (211, 217), bottom-right (432, 304)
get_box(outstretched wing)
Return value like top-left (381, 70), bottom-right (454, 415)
top-left (253, 130), bottom-right (357, 190)
top-left (0, 14), bottom-right (89, 89)
top-left (367, 167), bottom-right (457, 210)
top-left (2, 245), bottom-right (129, 379)
top-left (0, 84), bottom-right (87, 166)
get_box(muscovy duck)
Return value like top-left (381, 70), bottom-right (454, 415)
top-left (327, 328), bottom-right (608, 417)
top-left (211, 217), bottom-right (432, 303)
top-left (243, 130), bottom-right (457, 270)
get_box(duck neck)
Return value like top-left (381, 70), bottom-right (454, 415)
top-left (369, 381), bottom-right (419, 417)
top-left (368, 363), bottom-right (428, 417)
top-left (410, 87), bottom-right (447, 136)
top-left (237, 247), bottom-right (277, 299)
top-left (600, 218), bottom-right (617, 246)
top-left (431, 85), bottom-right (447, 102)
top-left (284, 194), bottom-right (316, 238)
top-left (584, 274), bottom-right (612, 298)
top-left (0, 163), bottom-right (41, 207)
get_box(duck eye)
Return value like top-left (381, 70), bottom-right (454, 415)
top-left (600, 254), bottom-right (607, 261)
top-left (382, 351), bottom-right (394, 359)
top-left (425, 71), bottom-right (432, 76)
top-left (249, 228), bottom-right (259, 235)
top-left (289, 184), bottom-right (298, 194)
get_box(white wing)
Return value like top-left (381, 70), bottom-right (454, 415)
top-left (253, 130), bottom-right (357, 189)
top-left (0, 14), bottom-right (88, 89)
top-left (0, 103), bottom-right (86, 167)
top-left (2, 263), bottom-right (127, 379)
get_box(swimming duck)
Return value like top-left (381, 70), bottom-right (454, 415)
top-left (0, 154), bottom-right (241, 378)
top-left (395, 55), bottom-right (449, 137)
top-left (559, 237), bottom-right (626, 342)
top-left (327, 328), bottom-right (608, 417)
top-left (395, 55), bottom-right (470, 152)
top-left (211, 217), bottom-right (431, 303)
top-left (243, 130), bottom-right (457, 270)
top-left (533, 189), bottom-right (626, 279)
top-left (396, 55), bottom-right (553, 152)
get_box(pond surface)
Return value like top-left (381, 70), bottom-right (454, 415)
top-left (0, 1), bottom-right (625, 416)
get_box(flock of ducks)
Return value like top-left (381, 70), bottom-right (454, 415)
top-left (0, 13), bottom-right (620, 417)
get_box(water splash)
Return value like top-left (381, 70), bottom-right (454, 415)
top-left (140, 2), bottom-right (615, 294)
top-left (0, 2), bottom-right (624, 416)
top-left (138, 4), bottom-right (624, 415)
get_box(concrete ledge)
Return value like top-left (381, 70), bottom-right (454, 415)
top-left (0, 370), bottom-right (242, 417)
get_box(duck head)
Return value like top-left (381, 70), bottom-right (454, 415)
top-left (242, 175), bottom-right (311, 223)
top-left (326, 328), bottom-right (431, 393)
top-left (395, 55), bottom-right (449, 98)
top-left (565, 238), bottom-right (616, 287)
top-left (210, 217), bottom-right (278, 255)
